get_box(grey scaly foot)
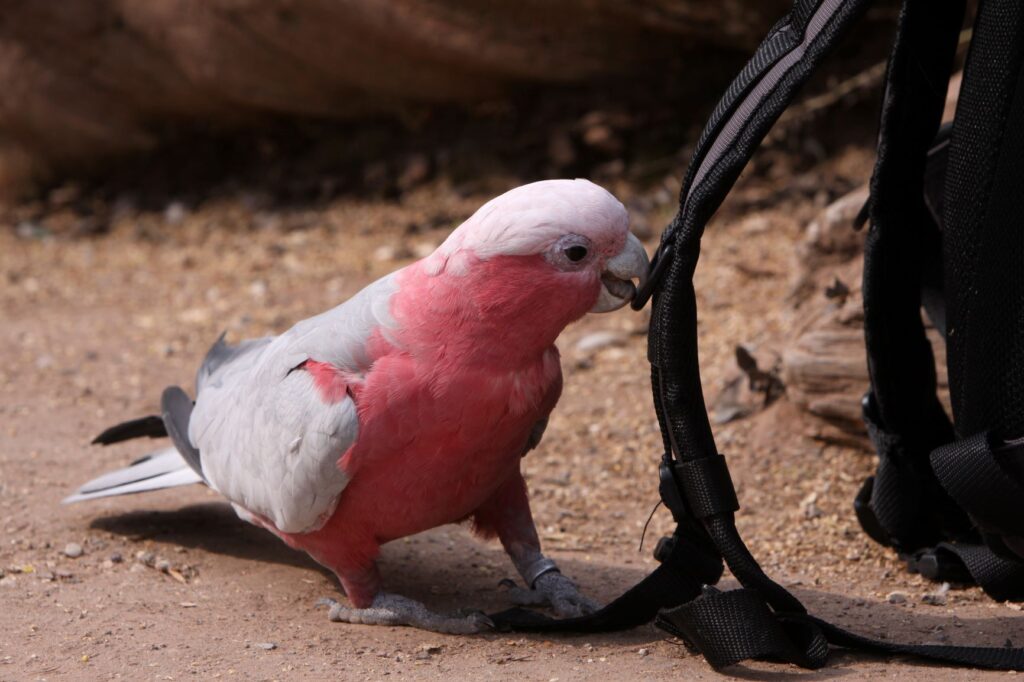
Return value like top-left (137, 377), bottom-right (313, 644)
top-left (502, 571), bottom-right (601, 617)
top-left (318, 593), bottom-right (493, 634)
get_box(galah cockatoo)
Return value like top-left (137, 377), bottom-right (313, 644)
top-left (66, 179), bottom-right (648, 633)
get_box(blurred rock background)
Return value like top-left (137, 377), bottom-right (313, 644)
top-left (0, 0), bottom-right (901, 198)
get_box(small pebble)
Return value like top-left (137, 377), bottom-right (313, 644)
top-left (886, 591), bottom-right (908, 604)
top-left (155, 559), bottom-right (171, 573)
top-left (637, 648), bottom-right (649, 657)
top-left (254, 642), bottom-right (277, 651)
top-left (63, 543), bottom-right (83, 559)
top-left (922, 582), bottom-right (950, 606)
top-left (575, 331), bottom-right (628, 354)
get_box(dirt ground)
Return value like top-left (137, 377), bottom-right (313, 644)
top-left (2, 139), bottom-right (1023, 682)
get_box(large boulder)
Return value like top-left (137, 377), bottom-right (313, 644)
top-left (0, 0), bottom-right (792, 183)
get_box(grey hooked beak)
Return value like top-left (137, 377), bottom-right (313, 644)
top-left (590, 232), bottom-right (650, 313)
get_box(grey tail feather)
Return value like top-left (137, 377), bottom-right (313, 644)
top-left (92, 415), bottom-right (168, 445)
top-left (63, 447), bottom-right (203, 504)
top-left (160, 386), bottom-right (205, 481)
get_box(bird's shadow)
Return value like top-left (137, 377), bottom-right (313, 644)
top-left (90, 503), bottom-right (1024, 676)
top-left (91, 502), bottom-right (328, 573)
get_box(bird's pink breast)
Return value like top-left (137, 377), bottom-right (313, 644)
top-left (280, 256), bottom-right (577, 578)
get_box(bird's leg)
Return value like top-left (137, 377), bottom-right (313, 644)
top-left (320, 593), bottom-right (492, 634)
top-left (318, 561), bottom-right (492, 634)
top-left (474, 472), bottom-right (600, 617)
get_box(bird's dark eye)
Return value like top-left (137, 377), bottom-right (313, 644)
top-left (564, 245), bottom-right (588, 262)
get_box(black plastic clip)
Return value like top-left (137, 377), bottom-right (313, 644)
top-left (659, 459), bottom-right (689, 523)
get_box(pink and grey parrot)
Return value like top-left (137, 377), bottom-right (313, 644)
top-left (65, 179), bottom-right (649, 633)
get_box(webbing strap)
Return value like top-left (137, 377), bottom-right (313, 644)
top-left (657, 589), bottom-right (1024, 671)
top-left (930, 543), bottom-right (1024, 602)
top-left (932, 434), bottom-right (1024, 538)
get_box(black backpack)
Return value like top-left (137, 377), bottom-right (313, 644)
top-left (489, 0), bottom-right (1024, 671)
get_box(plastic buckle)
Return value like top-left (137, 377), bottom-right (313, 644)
top-left (654, 535), bottom-right (677, 563)
top-left (658, 460), bottom-right (689, 523)
top-left (852, 476), bottom-right (891, 548)
top-left (905, 549), bottom-right (972, 584)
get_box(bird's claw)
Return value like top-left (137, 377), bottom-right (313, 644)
top-left (502, 571), bottom-right (600, 617)
top-left (318, 593), bottom-right (493, 634)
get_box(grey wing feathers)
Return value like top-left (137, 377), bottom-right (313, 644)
top-left (70, 272), bottom-right (398, 531)
top-left (160, 386), bottom-right (204, 480)
top-left (187, 272), bottom-right (398, 533)
top-left (195, 333), bottom-right (273, 393)
top-left (63, 447), bottom-right (203, 504)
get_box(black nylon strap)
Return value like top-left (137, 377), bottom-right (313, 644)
top-left (860, 393), bottom-right (972, 550)
top-left (656, 589), bottom-right (829, 670)
top-left (675, 456), bottom-right (739, 519)
top-left (932, 434), bottom-right (1024, 539)
top-left (931, 543), bottom-right (1024, 602)
top-left (656, 590), bottom-right (1024, 671)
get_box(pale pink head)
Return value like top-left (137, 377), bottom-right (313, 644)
top-left (424, 178), bottom-right (648, 313)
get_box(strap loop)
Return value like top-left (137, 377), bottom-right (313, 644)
top-left (675, 456), bottom-right (740, 519)
top-left (931, 433), bottom-right (1024, 539)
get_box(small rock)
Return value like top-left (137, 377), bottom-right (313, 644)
top-left (135, 551), bottom-right (155, 566)
top-left (164, 201), bottom-right (187, 225)
top-left (249, 280), bottom-right (268, 299)
top-left (548, 131), bottom-right (576, 168)
top-left (922, 582), bottom-right (950, 606)
top-left (373, 244), bottom-right (413, 262)
top-left (16, 221), bottom-right (50, 240)
top-left (110, 552), bottom-right (123, 564)
top-left (63, 543), bottom-right (83, 559)
top-left (254, 642), bottom-right (277, 651)
top-left (887, 591), bottom-right (908, 604)
top-left (397, 154), bottom-right (431, 192)
top-left (411, 241), bottom-right (438, 259)
top-left (155, 559), bottom-right (171, 573)
top-left (800, 492), bottom-right (823, 520)
top-left (574, 331), bottom-right (628, 354)
top-left (637, 648), bottom-right (649, 657)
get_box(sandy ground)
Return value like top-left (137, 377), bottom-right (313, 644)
top-left (2, 148), bottom-right (1024, 681)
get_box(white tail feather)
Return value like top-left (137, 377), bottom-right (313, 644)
top-left (63, 447), bottom-right (203, 504)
